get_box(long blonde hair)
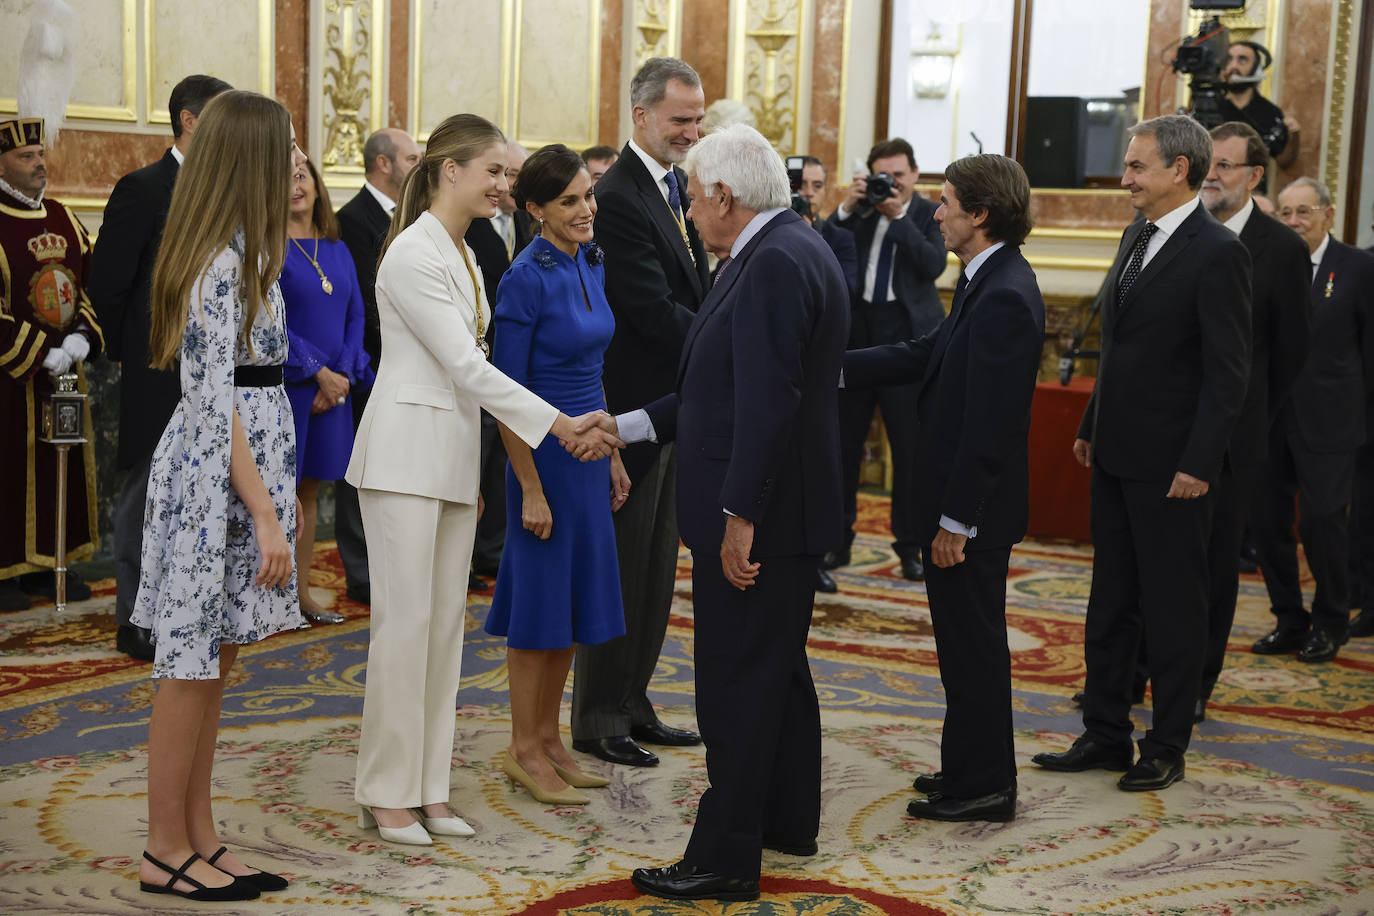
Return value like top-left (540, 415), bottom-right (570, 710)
top-left (381, 113), bottom-right (505, 259)
top-left (148, 90), bottom-right (292, 369)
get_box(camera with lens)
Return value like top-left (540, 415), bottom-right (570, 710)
top-left (1171, 1), bottom-right (1245, 128)
top-left (785, 155), bottom-right (810, 218)
top-left (864, 172), bottom-right (895, 208)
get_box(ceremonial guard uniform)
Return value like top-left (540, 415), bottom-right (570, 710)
top-left (0, 117), bottom-right (103, 584)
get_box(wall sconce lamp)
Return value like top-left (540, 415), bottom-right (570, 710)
top-left (910, 23), bottom-right (959, 99)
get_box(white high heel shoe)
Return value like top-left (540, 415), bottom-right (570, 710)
top-left (418, 808), bottom-right (476, 837)
top-left (359, 807), bottom-right (433, 846)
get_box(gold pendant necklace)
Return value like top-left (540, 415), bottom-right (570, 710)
top-left (291, 236), bottom-right (333, 295)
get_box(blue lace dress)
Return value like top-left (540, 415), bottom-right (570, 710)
top-left (132, 237), bottom-right (305, 680)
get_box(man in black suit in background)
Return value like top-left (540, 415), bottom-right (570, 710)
top-left (601, 123), bottom-right (846, 903)
top-left (845, 155), bottom-right (1045, 822)
top-left (827, 138), bottom-right (947, 582)
top-left (466, 140), bottom-right (532, 581)
top-left (1250, 177), bottom-right (1374, 662)
top-left (1190, 121), bottom-right (1311, 715)
top-left (571, 57), bottom-right (708, 768)
top-left (90, 74), bottom-right (230, 660)
top-left (334, 127), bottom-right (420, 606)
top-left (1034, 115), bottom-right (1252, 792)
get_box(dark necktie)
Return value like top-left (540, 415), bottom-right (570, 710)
top-left (1116, 222), bottom-right (1159, 306)
top-left (871, 235), bottom-right (897, 304)
top-left (949, 271), bottom-right (970, 320)
top-left (713, 256), bottom-right (731, 286)
top-left (664, 169), bottom-right (683, 220)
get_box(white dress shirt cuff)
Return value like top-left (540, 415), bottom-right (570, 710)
top-left (615, 409), bottom-right (657, 445)
top-left (939, 515), bottom-right (977, 538)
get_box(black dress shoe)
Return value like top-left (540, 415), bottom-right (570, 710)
top-left (763, 837), bottom-right (817, 856)
top-left (631, 721), bottom-right (701, 746)
top-left (1117, 753), bottom-right (1185, 791)
top-left (1238, 544), bottom-right (1259, 574)
top-left (1351, 608), bottom-right (1374, 638)
top-left (821, 548), bottom-right (850, 570)
top-left (899, 557), bottom-right (925, 581)
top-left (1297, 629), bottom-right (1339, 663)
top-left (1252, 627), bottom-right (1307, 655)
top-left (573, 736), bottom-right (659, 766)
top-left (815, 565), bottom-right (837, 593)
top-left (907, 787), bottom-right (1016, 822)
top-left (468, 572), bottom-right (488, 591)
top-left (912, 771), bottom-right (943, 794)
top-left (345, 582), bottom-right (371, 605)
top-left (1032, 735), bottom-right (1133, 772)
top-left (631, 861), bottom-right (759, 902)
top-left (116, 624), bottom-right (155, 661)
top-left (19, 570), bottom-right (92, 601)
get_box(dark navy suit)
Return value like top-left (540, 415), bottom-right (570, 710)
top-left (844, 243), bottom-right (1045, 798)
top-left (644, 209), bottom-right (847, 879)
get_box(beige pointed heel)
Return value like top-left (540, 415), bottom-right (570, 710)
top-left (502, 751), bottom-right (589, 805)
top-left (549, 757), bottom-right (610, 788)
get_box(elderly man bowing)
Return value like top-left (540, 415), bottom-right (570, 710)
top-left (574, 124), bottom-right (847, 901)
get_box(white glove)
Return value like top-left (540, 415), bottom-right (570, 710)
top-left (43, 346), bottom-right (74, 376)
top-left (60, 333), bottom-right (90, 363)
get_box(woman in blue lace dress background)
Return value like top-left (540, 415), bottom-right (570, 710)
top-left (132, 90), bottom-right (307, 902)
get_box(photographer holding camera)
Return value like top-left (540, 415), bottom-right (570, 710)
top-left (826, 138), bottom-right (946, 582)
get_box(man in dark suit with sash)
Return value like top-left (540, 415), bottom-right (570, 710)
top-left (91, 74), bottom-right (229, 658)
top-left (1034, 115), bottom-right (1252, 792)
top-left (844, 154), bottom-right (1045, 822)
top-left (333, 127), bottom-right (420, 607)
top-left (571, 57), bottom-right (708, 767)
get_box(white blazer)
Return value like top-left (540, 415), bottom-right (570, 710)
top-left (345, 210), bottom-right (557, 504)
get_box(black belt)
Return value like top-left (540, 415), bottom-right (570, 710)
top-left (233, 365), bottom-right (283, 387)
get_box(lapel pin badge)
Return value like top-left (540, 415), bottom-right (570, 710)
top-left (1325, 272), bottom-right (1334, 299)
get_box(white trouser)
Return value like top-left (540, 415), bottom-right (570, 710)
top-left (354, 489), bottom-right (477, 808)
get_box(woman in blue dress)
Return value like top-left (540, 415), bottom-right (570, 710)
top-left (281, 158), bottom-right (373, 624)
top-left (486, 144), bottom-right (630, 804)
top-left (133, 91), bottom-right (306, 901)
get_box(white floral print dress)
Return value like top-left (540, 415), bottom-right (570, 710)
top-left (132, 236), bottom-right (304, 680)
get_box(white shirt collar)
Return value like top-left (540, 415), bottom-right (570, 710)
top-left (1311, 234), bottom-right (1331, 269)
top-left (628, 138), bottom-right (671, 192)
top-left (1221, 197), bottom-right (1255, 236)
top-left (963, 241), bottom-right (1005, 280)
top-left (170, 144), bottom-right (185, 166)
top-left (364, 180), bottom-right (396, 213)
top-left (1150, 196), bottom-right (1200, 237)
top-left (730, 208), bottom-right (788, 260)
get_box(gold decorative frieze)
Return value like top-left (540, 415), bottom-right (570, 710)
top-left (729, 0), bottom-right (812, 153)
top-left (320, 0), bottom-right (384, 171)
top-left (1322, 0), bottom-right (1353, 197)
top-left (633, 0), bottom-right (681, 68)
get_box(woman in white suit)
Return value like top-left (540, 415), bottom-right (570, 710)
top-left (346, 113), bottom-right (620, 846)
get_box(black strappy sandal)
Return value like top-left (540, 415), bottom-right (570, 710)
top-left (207, 845), bottom-right (289, 892)
top-left (139, 850), bottom-right (261, 901)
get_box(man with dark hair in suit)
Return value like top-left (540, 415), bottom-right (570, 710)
top-left (466, 140), bottom-right (532, 581)
top-left (1187, 121), bottom-right (1311, 716)
top-left (90, 73), bottom-right (230, 659)
top-left (1249, 177), bottom-right (1374, 662)
top-left (570, 57), bottom-right (708, 768)
top-left (600, 122), bottom-right (846, 903)
top-left (582, 144), bottom-right (619, 185)
top-left (845, 154), bottom-right (1044, 822)
top-left (1034, 114), bottom-right (1252, 792)
top-left (333, 126), bottom-right (420, 606)
top-left (827, 137), bottom-right (947, 582)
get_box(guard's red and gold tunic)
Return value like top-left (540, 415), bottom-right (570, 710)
top-left (0, 185), bottom-right (103, 578)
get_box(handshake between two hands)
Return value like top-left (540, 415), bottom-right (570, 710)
top-left (556, 410), bottom-right (623, 461)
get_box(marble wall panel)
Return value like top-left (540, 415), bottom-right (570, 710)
top-left (147, 0), bottom-right (269, 121)
top-left (277, 0), bottom-right (309, 139)
top-left (388, 0), bottom-right (409, 127)
top-left (0, 0), bottom-right (132, 115)
top-left (514, 0), bottom-right (599, 146)
top-left (683, 0), bottom-right (730, 104)
top-left (598, 0), bottom-right (623, 145)
top-left (805, 0), bottom-right (844, 176)
top-left (412, 0), bottom-right (504, 138)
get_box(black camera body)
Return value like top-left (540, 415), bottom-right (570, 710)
top-left (1170, 15), bottom-right (1232, 129)
top-left (864, 172), bottom-right (896, 207)
top-left (785, 155), bottom-right (810, 218)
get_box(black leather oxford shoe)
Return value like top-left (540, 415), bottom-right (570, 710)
top-left (906, 787), bottom-right (1016, 823)
top-left (912, 771), bottom-right (943, 794)
top-left (630, 861), bottom-right (759, 902)
top-left (1032, 735), bottom-right (1133, 772)
top-left (815, 565), bottom-right (838, 593)
top-left (899, 557), bottom-right (925, 581)
top-left (1117, 753), bottom-right (1185, 791)
top-left (631, 721), bottom-right (701, 746)
top-left (1251, 626), bottom-right (1307, 655)
top-left (116, 624), bottom-right (155, 662)
top-left (1351, 608), bottom-right (1374, 638)
top-left (573, 736), bottom-right (659, 766)
top-left (1297, 629), bottom-right (1340, 663)
top-left (821, 548), bottom-right (850, 570)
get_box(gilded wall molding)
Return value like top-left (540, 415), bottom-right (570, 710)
top-left (0, 0), bottom-right (137, 123)
top-left (1323, 0), bottom-right (1354, 197)
top-left (728, 0), bottom-right (812, 153)
top-left (313, 0), bottom-right (387, 175)
top-left (632, 0), bottom-right (681, 68)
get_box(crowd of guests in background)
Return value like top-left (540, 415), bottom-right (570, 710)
top-left (1, 37), bottom-right (1373, 905)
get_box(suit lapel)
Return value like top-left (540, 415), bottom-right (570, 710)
top-left (625, 152), bottom-right (704, 300)
top-left (920, 246), bottom-right (1011, 386)
top-left (1312, 235), bottom-right (1334, 298)
top-left (1118, 206), bottom-right (1205, 319)
top-left (420, 213), bottom-right (478, 322)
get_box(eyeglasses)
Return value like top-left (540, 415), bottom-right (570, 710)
top-left (1277, 205), bottom-right (1323, 220)
top-left (1212, 161), bottom-right (1260, 174)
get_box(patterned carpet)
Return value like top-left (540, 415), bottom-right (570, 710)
top-left (1, 492), bottom-right (1372, 915)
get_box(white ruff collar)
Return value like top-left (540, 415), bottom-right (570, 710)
top-left (0, 176), bottom-right (44, 208)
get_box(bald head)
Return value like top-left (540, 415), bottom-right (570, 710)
top-left (363, 128), bottom-right (420, 200)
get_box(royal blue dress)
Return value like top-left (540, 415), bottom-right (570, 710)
top-left (280, 237), bottom-right (374, 481)
top-left (484, 237), bottom-right (626, 650)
